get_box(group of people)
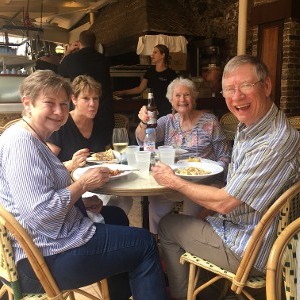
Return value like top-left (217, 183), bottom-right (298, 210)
top-left (0, 27), bottom-right (299, 300)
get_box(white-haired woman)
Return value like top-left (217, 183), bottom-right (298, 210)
top-left (136, 77), bottom-right (231, 234)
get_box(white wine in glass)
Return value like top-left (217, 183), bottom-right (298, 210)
top-left (112, 128), bottom-right (129, 164)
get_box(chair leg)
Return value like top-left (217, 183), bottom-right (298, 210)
top-left (97, 279), bottom-right (110, 300)
top-left (219, 280), bottom-right (230, 300)
top-left (187, 263), bottom-right (197, 300)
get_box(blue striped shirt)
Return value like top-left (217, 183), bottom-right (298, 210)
top-left (0, 125), bottom-right (95, 263)
top-left (206, 104), bottom-right (300, 272)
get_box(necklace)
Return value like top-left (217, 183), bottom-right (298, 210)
top-left (22, 118), bottom-right (49, 147)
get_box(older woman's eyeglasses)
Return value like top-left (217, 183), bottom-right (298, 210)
top-left (220, 80), bottom-right (262, 98)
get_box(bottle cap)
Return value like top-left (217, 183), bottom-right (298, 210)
top-left (146, 128), bottom-right (155, 134)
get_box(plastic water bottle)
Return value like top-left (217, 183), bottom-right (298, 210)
top-left (144, 128), bottom-right (156, 166)
top-left (143, 128), bottom-right (156, 153)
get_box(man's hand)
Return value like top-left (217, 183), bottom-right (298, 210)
top-left (151, 161), bottom-right (177, 189)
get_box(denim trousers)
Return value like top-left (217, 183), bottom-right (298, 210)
top-left (17, 206), bottom-right (168, 300)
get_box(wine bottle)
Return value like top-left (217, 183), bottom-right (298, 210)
top-left (146, 89), bottom-right (158, 128)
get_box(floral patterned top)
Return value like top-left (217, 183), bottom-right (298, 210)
top-left (137, 112), bottom-right (231, 168)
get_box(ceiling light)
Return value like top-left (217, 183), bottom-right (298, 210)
top-left (63, 1), bottom-right (85, 8)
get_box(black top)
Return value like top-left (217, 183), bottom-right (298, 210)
top-left (48, 115), bottom-right (107, 162)
top-left (58, 47), bottom-right (114, 145)
top-left (144, 67), bottom-right (177, 117)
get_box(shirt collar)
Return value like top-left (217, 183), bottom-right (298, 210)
top-left (237, 103), bottom-right (278, 138)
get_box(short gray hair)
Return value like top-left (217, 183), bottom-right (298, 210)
top-left (166, 77), bottom-right (199, 102)
top-left (222, 55), bottom-right (269, 84)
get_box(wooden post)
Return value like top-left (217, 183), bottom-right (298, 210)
top-left (237, 0), bottom-right (248, 55)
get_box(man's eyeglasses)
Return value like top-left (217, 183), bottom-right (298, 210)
top-left (220, 80), bottom-right (262, 98)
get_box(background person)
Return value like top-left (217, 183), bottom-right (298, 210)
top-left (114, 44), bottom-right (177, 117)
top-left (47, 75), bottom-right (133, 215)
top-left (58, 30), bottom-right (114, 147)
top-left (151, 55), bottom-right (300, 300)
top-left (136, 77), bottom-right (231, 234)
top-left (0, 70), bottom-right (167, 300)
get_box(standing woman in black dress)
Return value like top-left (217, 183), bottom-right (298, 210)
top-left (114, 44), bottom-right (177, 117)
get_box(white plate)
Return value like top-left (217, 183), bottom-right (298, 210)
top-left (172, 161), bottom-right (223, 181)
top-left (72, 164), bottom-right (133, 181)
top-left (86, 150), bottom-right (121, 164)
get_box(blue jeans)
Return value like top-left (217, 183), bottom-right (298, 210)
top-left (17, 207), bottom-right (167, 300)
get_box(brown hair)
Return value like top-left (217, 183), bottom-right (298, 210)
top-left (71, 75), bottom-right (102, 99)
top-left (19, 70), bottom-right (72, 105)
top-left (79, 30), bottom-right (96, 48)
top-left (154, 44), bottom-right (171, 66)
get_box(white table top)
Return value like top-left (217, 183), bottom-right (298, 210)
top-left (89, 171), bottom-right (173, 197)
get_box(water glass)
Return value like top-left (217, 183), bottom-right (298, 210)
top-left (158, 148), bottom-right (176, 165)
top-left (135, 151), bottom-right (151, 175)
top-left (126, 145), bottom-right (140, 168)
top-left (158, 145), bottom-right (173, 151)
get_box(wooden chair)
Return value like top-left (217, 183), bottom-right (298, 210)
top-left (180, 180), bottom-right (300, 300)
top-left (288, 116), bottom-right (300, 131)
top-left (0, 127), bottom-right (5, 136)
top-left (266, 217), bottom-right (300, 300)
top-left (3, 118), bottom-right (22, 129)
top-left (0, 204), bottom-right (110, 300)
top-left (219, 112), bottom-right (239, 142)
top-left (114, 113), bottom-right (129, 132)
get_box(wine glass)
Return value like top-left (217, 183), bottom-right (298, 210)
top-left (112, 128), bottom-right (129, 164)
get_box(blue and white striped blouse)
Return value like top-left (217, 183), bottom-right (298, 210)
top-left (0, 125), bottom-right (95, 263)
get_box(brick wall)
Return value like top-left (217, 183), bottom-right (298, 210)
top-left (184, 0), bottom-right (300, 115)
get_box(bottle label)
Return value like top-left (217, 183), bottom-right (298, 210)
top-left (144, 142), bottom-right (155, 152)
top-left (147, 110), bottom-right (157, 125)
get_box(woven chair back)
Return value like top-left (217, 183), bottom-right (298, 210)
top-left (219, 112), bottom-right (239, 141)
top-left (114, 114), bottom-right (129, 132)
top-left (266, 217), bottom-right (300, 300)
top-left (288, 116), bottom-right (300, 131)
top-left (232, 180), bottom-right (300, 294)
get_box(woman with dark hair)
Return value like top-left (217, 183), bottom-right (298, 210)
top-left (114, 44), bottom-right (177, 117)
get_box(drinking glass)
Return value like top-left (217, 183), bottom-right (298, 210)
top-left (112, 128), bottom-right (129, 164)
top-left (158, 148), bottom-right (176, 165)
top-left (135, 151), bottom-right (151, 175)
top-left (126, 145), bottom-right (140, 168)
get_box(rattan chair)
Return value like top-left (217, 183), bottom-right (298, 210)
top-left (3, 118), bottom-right (22, 129)
top-left (114, 113), bottom-right (129, 132)
top-left (288, 116), bottom-right (300, 131)
top-left (0, 204), bottom-right (110, 300)
top-left (219, 112), bottom-right (239, 142)
top-left (180, 180), bottom-right (300, 300)
top-left (266, 217), bottom-right (300, 300)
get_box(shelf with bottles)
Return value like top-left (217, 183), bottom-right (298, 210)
top-left (0, 54), bottom-right (35, 75)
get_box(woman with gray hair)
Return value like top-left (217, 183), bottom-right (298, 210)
top-left (136, 77), bottom-right (231, 234)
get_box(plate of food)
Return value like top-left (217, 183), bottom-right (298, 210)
top-left (177, 157), bottom-right (221, 165)
top-left (86, 149), bottom-right (121, 164)
top-left (72, 164), bottom-right (134, 181)
top-left (172, 161), bottom-right (223, 181)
